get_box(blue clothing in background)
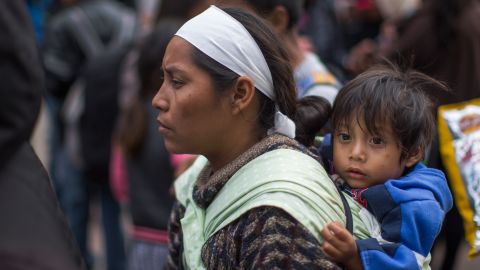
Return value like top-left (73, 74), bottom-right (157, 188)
top-left (27, 0), bottom-right (52, 44)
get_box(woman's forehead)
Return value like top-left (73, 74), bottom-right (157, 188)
top-left (163, 37), bottom-right (195, 68)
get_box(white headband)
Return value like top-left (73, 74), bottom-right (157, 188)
top-left (175, 5), bottom-right (296, 138)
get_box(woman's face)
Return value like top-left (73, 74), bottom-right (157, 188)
top-left (152, 37), bottom-right (233, 156)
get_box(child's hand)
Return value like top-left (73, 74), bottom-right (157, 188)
top-left (321, 222), bottom-right (363, 270)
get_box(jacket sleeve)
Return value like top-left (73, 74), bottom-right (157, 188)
top-left (357, 163), bottom-right (453, 270)
top-left (356, 238), bottom-right (421, 270)
top-left (0, 0), bottom-right (42, 169)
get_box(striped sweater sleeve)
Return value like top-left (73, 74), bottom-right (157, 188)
top-left (166, 201), bottom-right (185, 270)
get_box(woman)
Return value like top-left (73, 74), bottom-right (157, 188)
top-left (152, 6), bottom-right (369, 269)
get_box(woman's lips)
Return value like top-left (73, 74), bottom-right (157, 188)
top-left (156, 118), bottom-right (171, 133)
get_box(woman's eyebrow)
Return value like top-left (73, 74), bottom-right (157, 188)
top-left (163, 65), bottom-right (187, 76)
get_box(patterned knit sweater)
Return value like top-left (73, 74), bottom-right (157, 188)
top-left (165, 134), bottom-right (342, 270)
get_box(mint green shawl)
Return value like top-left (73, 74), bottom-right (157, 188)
top-left (175, 149), bottom-right (370, 269)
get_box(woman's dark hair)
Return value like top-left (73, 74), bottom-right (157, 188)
top-left (331, 62), bottom-right (448, 161)
top-left (191, 8), bottom-right (297, 135)
top-left (117, 18), bottom-right (183, 157)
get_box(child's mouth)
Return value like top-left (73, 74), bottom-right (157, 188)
top-left (346, 168), bottom-right (366, 179)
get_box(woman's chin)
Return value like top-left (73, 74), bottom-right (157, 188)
top-left (165, 142), bottom-right (192, 155)
top-left (164, 141), bottom-right (181, 154)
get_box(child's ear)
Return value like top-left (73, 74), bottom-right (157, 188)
top-left (405, 148), bottom-right (423, 168)
top-left (230, 76), bottom-right (255, 115)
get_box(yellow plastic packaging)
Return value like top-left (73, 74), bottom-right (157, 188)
top-left (438, 98), bottom-right (480, 258)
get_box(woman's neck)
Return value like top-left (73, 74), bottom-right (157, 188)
top-left (207, 128), bottom-right (265, 172)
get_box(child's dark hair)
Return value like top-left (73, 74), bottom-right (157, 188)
top-left (331, 62), bottom-right (448, 161)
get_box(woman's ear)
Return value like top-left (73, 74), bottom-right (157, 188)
top-left (230, 76), bottom-right (256, 115)
top-left (405, 147), bottom-right (424, 168)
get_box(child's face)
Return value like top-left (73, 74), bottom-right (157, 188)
top-left (332, 117), bottom-right (414, 189)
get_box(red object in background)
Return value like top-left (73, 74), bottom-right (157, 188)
top-left (356, 0), bottom-right (376, 10)
top-left (110, 145), bottom-right (129, 204)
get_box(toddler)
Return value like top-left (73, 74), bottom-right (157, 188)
top-left (321, 64), bottom-right (453, 270)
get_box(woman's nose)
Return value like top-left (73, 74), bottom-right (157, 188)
top-left (152, 85), bottom-right (168, 112)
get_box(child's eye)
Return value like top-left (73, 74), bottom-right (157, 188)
top-left (370, 137), bottom-right (385, 146)
top-left (337, 133), bottom-right (351, 142)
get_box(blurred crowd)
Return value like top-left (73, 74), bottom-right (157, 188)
top-left (3, 0), bottom-right (479, 269)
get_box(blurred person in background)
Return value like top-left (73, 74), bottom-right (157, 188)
top-left (42, 0), bottom-right (137, 269)
top-left (299, 0), bottom-right (383, 82)
top-left (0, 1), bottom-right (84, 269)
top-left (135, 0), bottom-right (162, 34)
top-left (27, 0), bottom-right (54, 45)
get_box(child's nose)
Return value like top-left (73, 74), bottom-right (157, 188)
top-left (349, 141), bottom-right (366, 162)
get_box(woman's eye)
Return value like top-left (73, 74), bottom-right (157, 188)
top-left (171, 79), bottom-right (184, 88)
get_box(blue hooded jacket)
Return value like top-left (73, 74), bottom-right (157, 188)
top-left (354, 163), bottom-right (453, 270)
